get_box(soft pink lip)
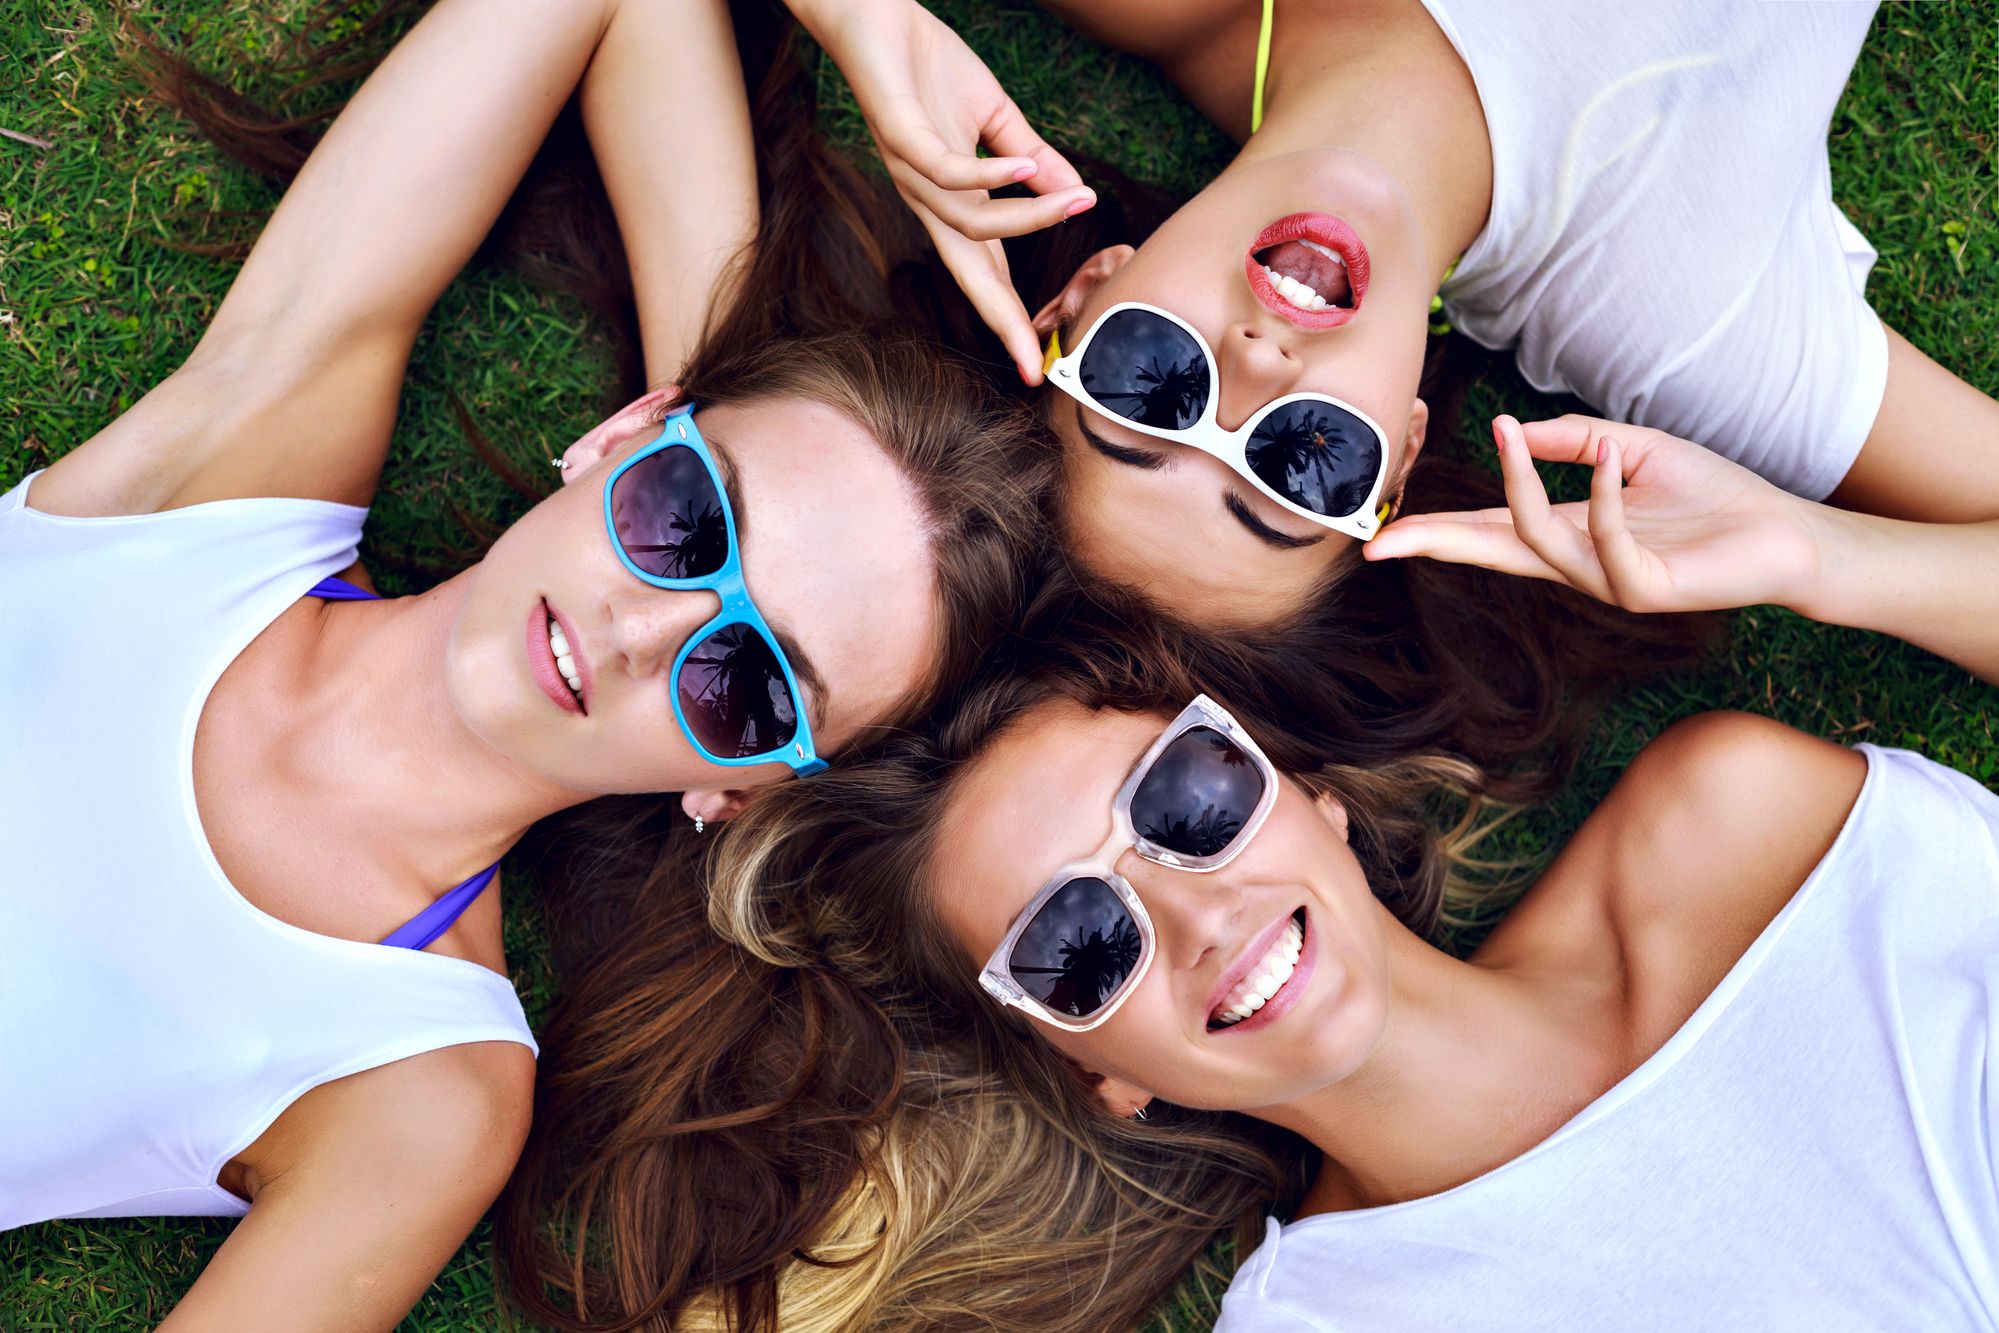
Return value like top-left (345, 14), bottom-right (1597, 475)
top-left (1199, 907), bottom-right (1311, 1031)
top-left (526, 598), bottom-right (586, 717)
top-left (1244, 212), bottom-right (1370, 330)
top-left (545, 600), bottom-right (595, 714)
top-left (1207, 907), bottom-right (1316, 1037)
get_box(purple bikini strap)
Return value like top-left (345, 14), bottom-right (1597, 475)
top-left (306, 573), bottom-right (502, 950)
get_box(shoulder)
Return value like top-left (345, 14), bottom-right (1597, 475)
top-left (1486, 714), bottom-right (1864, 984)
top-left (256, 1040), bottom-right (535, 1208)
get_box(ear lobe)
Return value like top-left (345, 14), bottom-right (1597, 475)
top-left (681, 787), bottom-right (751, 826)
top-left (1031, 245), bottom-right (1137, 336)
top-left (558, 384), bottom-right (681, 483)
top-left (1313, 789), bottom-right (1352, 842)
top-left (1075, 1066), bottom-right (1157, 1119)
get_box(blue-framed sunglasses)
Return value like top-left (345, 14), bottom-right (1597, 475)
top-left (602, 407), bottom-right (828, 777)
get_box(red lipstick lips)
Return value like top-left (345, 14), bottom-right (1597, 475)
top-left (1245, 212), bottom-right (1371, 330)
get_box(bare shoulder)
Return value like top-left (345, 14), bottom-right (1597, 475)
top-left (1482, 714), bottom-right (1865, 988)
top-left (242, 1040), bottom-right (535, 1207)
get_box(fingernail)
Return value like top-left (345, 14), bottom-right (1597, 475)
top-left (1493, 421), bottom-right (1505, 454)
top-left (1010, 161), bottom-right (1037, 183)
top-left (1596, 438), bottom-right (1607, 465)
top-left (1017, 364), bottom-right (1034, 385)
top-left (1063, 194), bottom-right (1096, 219)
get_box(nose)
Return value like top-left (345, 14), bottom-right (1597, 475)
top-left (1116, 847), bottom-right (1245, 973)
top-left (1213, 322), bottom-right (1303, 432)
top-left (607, 584), bottom-right (723, 679)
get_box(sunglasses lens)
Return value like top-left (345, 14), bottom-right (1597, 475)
top-left (676, 622), bottom-right (800, 758)
top-left (1244, 400), bottom-right (1383, 518)
top-left (1077, 309), bottom-right (1210, 430)
top-left (610, 444), bottom-right (730, 578)
top-left (1131, 725), bottom-right (1267, 859)
top-left (1008, 877), bottom-right (1144, 1020)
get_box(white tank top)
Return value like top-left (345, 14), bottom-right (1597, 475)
top-left (1217, 745), bottom-right (1999, 1331)
top-left (1423, 0), bottom-right (1887, 499)
top-left (0, 471), bottom-right (537, 1228)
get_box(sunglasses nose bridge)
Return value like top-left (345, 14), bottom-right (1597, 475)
top-left (607, 582), bottom-right (723, 678)
top-left (1213, 323), bottom-right (1305, 432)
top-left (1117, 848), bottom-right (1245, 971)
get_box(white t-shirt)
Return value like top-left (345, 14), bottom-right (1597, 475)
top-left (1427, 0), bottom-right (1887, 499)
top-left (0, 471), bottom-right (536, 1227)
top-left (1216, 745), bottom-right (1999, 1331)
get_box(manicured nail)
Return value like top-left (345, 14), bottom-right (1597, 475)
top-left (1596, 437), bottom-right (1607, 465)
top-left (1010, 161), bottom-right (1038, 183)
top-left (1493, 419), bottom-right (1505, 454)
top-left (1063, 193), bottom-right (1096, 218)
top-left (1018, 364), bottom-right (1033, 385)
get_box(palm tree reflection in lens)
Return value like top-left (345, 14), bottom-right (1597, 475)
top-left (1132, 730), bottom-right (1264, 859)
top-left (677, 623), bottom-right (798, 758)
top-left (613, 446), bottom-right (731, 578)
top-left (1245, 402), bottom-right (1381, 518)
top-left (1010, 877), bottom-right (1144, 1019)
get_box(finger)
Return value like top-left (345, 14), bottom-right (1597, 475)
top-left (1585, 434), bottom-right (1656, 608)
top-left (980, 99), bottom-right (1087, 195)
top-left (876, 110), bottom-right (1040, 193)
top-left (927, 224), bottom-right (1042, 382)
top-left (1494, 415), bottom-right (1610, 598)
top-left (900, 167), bottom-right (1095, 240)
top-left (1363, 512), bottom-right (1569, 582)
top-left (1514, 412), bottom-right (1668, 475)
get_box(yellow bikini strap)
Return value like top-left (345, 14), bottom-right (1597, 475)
top-left (1252, 0), bottom-right (1274, 134)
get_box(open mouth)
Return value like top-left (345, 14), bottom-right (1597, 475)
top-left (1209, 908), bottom-right (1308, 1030)
top-left (1244, 213), bottom-right (1369, 329)
top-left (530, 597), bottom-right (589, 716)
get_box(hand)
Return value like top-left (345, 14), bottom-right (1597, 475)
top-left (1365, 414), bottom-right (1826, 615)
top-left (794, 0), bottom-right (1094, 383)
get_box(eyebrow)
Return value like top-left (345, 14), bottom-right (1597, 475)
top-left (704, 432), bottom-right (830, 733)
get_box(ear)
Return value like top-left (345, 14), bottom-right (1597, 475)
top-left (682, 787), bottom-right (752, 826)
top-left (1077, 1067), bottom-right (1157, 1120)
top-left (1387, 397), bottom-right (1429, 511)
top-left (1312, 788), bottom-right (1351, 843)
top-left (1031, 245), bottom-right (1136, 336)
top-left (557, 384), bottom-right (681, 485)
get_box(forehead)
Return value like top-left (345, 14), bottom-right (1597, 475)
top-left (931, 702), bottom-right (1172, 966)
top-left (698, 397), bottom-right (940, 746)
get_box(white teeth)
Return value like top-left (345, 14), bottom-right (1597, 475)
top-left (546, 614), bottom-right (583, 699)
top-left (1265, 266), bottom-right (1325, 313)
top-left (1210, 918), bottom-right (1307, 1028)
top-left (1298, 238), bottom-right (1347, 268)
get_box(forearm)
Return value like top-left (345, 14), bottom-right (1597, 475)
top-left (195, 0), bottom-right (617, 367)
top-left (1790, 506), bottom-right (1999, 685)
top-left (580, 0), bottom-right (758, 384)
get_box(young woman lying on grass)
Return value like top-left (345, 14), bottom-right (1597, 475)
top-left (800, 0), bottom-right (1999, 631)
top-left (646, 418), bottom-right (1999, 1329)
top-left (0, 0), bottom-right (1052, 1324)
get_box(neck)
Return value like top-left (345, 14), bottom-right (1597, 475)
top-left (1237, 0), bottom-right (1492, 282)
top-left (278, 571), bottom-right (595, 890)
top-left (1263, 913), bottom-right (1609, 1213)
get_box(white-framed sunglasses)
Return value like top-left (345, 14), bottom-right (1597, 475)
top-left (1043, 301), bottom-right (1392, 541)
top-left (977, 695), bottom-right (1280, 1033)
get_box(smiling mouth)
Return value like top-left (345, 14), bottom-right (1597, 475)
top-left (1209, 909), bottom-right (1307, 1030)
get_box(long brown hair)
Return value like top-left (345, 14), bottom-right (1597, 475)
top-left (536, 659), bottom-right (1506, 1332)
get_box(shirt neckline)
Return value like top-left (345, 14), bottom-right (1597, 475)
top-left (1280, 743), bottom-right (1882, 1233)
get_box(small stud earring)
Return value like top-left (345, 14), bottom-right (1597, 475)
top-left (550, 457), bottom-right (570, 470)
top-left (1132, 1103), bottom-right (1149, 1122)
top-left (692, 814), bottom-right (705, 834)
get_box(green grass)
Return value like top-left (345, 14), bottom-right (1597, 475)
top-left (2, 1), bottom-right (1994, 1329)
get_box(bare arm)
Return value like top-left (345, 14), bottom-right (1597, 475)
top-left (1368, 413), bottom-right (1999, 686)
top-left (580, 0), bottom-right (759, 385)
top-left (37, 0), bottom-right (620, 516)
top-left (159, 1044), bottom-right (534, 1333)
top-left (1828, 322), bottom-right (1999, 524)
